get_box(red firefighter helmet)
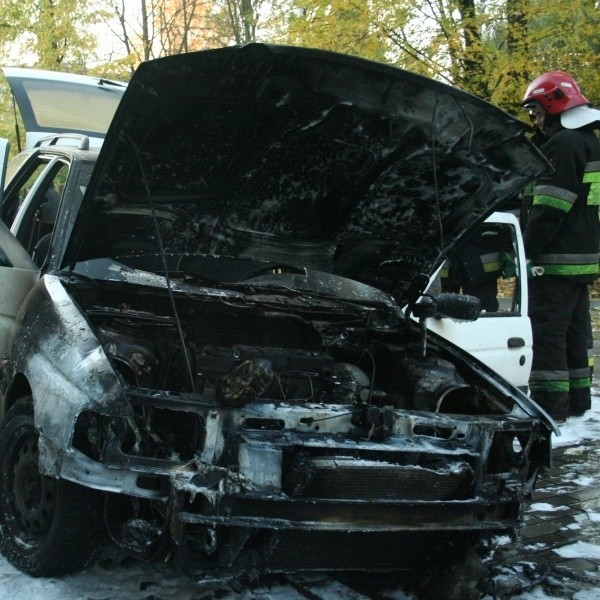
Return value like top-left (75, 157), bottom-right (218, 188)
top-left (522, 71), bottom-right (590, 115)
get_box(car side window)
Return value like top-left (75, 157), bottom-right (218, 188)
top-left (11, 160), bottom-right (70, 267)
top-left (3, 164), bottom-right (44, 228)
top-left (432, 222), bottom-right (522, 315)
top-left (2, 155), bottom-right (52, 227)
top-left (16, 164), bottom-right (48, 206)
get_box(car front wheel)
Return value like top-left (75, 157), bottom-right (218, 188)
top-left (0, 397), bottom-right (106, 576)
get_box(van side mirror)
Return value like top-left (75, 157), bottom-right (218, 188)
top-left (435, 292), bottom-right (481, 321)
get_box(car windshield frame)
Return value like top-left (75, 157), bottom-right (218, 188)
top-left (69, 254), bottom-right (397, 308)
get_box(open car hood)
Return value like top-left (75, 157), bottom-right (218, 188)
top-left (64, 44), bottom-right (549, 296)
top-left (2, 67), bottom-right (127, 149)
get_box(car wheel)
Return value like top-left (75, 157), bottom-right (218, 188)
top-left (0, 397), bottom-right (106, 576)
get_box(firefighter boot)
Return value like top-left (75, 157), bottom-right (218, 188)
top-left (530, 390), bottom-right (569, 423)
top-left (569, 387), bottom-right (591, 417)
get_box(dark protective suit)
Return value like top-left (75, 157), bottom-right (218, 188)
top-left (524, 127), bottom-right (600, 420)
top-left (441, 226), bottom-right (513, 313)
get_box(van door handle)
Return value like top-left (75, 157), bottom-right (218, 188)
top-left (507, 337), bottom-right (525, 348)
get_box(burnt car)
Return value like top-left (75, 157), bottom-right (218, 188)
top-left (0, 44), bottom-right (554, 578)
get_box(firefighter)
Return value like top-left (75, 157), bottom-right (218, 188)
top-left (521, 71), bottom-right (600, 421)
top-left (440, 225), bottom-right (514, 313)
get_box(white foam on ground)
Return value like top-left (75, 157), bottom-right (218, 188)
top-left (552, 395), bottom-right (600, 448)
top-left (553, 541), bottom-right (600, 560)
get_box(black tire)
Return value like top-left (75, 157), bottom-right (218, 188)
top-left (0, 397), bottom-right (106, 576)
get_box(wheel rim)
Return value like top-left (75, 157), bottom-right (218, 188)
top-left (7, 429), bottom-right (57, 546)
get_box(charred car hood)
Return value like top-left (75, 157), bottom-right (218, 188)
top-left (64, 44), bottom-right (548, 295)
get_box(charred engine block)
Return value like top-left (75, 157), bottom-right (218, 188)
top-left (95, 319), bottom-right (479, 413)
top-left (95, 321), bottom-right (373, 406)
top-left (196, 345), bottom-right (373, 407)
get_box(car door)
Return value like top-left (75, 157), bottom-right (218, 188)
top-left (0, 140), bottom-right (39, 358)
top-left (2, 67), bottom-right (126, 150)
top-left (425, 212), bottom-right (532, 390)
top-left (8, 157), bottom-right (71, 264)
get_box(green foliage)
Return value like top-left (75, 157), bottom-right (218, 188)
top-left (86, 56), bottom-right (135, 82)
top-left (0, 83), bottom-right (23, 156)
top-left (280, 0), bottom-right (390, 62)
top-left (205, 0), bottom-right (273, 47)
top-left (488, 0), bottom-right (600, 114)
top-left (0, 0), bottom-right (598, 149)
top-left (0, 0), bottom-right (105, 71)
top-left (31, 0), bottom-right (101, 70)
top-left (269, 1), bottom-right (599, 116)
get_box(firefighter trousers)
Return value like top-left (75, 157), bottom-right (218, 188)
top-left (528, 276), bottom-right (591, 421)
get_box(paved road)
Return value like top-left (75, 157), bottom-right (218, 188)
top-left (485, 430), bottom-right (600, 598)
top-left (475, 337), bottom-right (600, 599)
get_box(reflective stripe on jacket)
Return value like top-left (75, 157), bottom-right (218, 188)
top-left (524, 129), bottom-right (600, 281)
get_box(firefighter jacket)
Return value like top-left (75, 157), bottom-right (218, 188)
top-left (523, 127), bottom-right (600, 282)
top-left (440, 226), bottom-right (512, 287)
